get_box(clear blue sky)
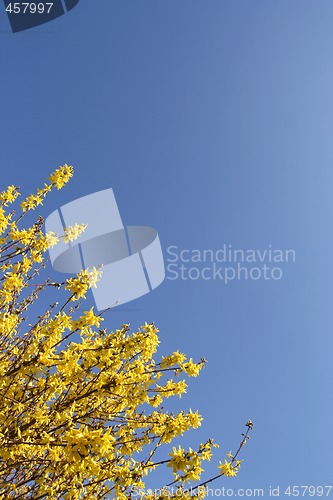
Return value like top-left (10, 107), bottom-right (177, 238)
top-left (1, 1), bottom-right (333, 496)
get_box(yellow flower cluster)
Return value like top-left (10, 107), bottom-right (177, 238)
top-left (20, 164), bottom-right (72, 212)
top-left (62, 222), bottom-right (87, 243)
top-left (65, 267), bottom-right (102, 300)
top-left (49, 163), bottom-right (74, 189)
top-left (0, 312), bottom-right (210, 498)
top-left (0, 185), bottom-right (19, 206)
top-left (168, 440), bottom-right (218, 482)
top-left (0, 206), bottom-right (12, 235)
top-left (218, 458), bottom-right (242, 477)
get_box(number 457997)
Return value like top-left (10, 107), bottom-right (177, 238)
top-left (6, 3), bottom-right (53, 14)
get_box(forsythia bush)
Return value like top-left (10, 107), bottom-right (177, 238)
top-left (0, 165), bottom-right (253, 499)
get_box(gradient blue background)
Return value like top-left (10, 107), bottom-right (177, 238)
top-left (1, 1), bottom-right (332, 496)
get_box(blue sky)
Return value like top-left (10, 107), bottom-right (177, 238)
top-left (1, 0), bottom-right (333, 496)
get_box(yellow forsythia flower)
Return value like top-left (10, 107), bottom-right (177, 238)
top-left (62, 223), bottom-right (87, 243)
top-left (218, 459), bottom-right (241, 477)
top-left (49, 164), bottom-right (74, 189)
